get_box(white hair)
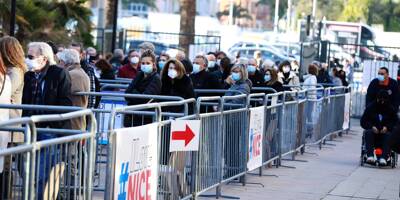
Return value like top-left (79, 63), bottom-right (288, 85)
top-left (58, 49), bottom-right (80, 65)
top-left (28, 42), bottom-right (56, 65)
top-left (86, 47), bottom-right (97, 54)
top-left (113, 49), bottom-right (124, 57)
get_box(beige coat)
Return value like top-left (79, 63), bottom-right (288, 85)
top-left (6, 67), bottom-right (24, 119)
top-left (67, 64), bottom-right (90, 131)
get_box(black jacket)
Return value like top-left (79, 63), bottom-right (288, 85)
top-left (125, 71), bottom-right (161, 105)
top-left (366, 78), bottom-right (398, 109)
top-left (162, 75), bottom-right (195, 99)
top-left (22, 65), bottom-right (72, 128)
top-left (190, 70), bottom-right (221, 90)
top-left (100, 69), bottom-right (116, 80)
top-left (259, 81), bottom-right (284, 93)
top-left (360, 102), bottom-right (398, 131)
top-left (249, 70), bottom-right (264, 87)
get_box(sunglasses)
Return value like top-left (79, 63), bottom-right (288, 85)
top-left (27, 55), bottom-right (35, 59)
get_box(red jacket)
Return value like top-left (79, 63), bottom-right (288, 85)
top-left (118, 64), bottom-right (138, 79)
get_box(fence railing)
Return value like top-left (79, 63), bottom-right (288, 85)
top-left (0, 86), bottom-right (351, 199)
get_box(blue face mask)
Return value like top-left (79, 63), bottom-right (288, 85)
top-left (377, 74), bottom-right (385, 81)
top-left (231, 72), bottom-right (241, 81)
top-left (141, 64), bottom-right (153, 74)
top-left (264, 75), bottom-right (271, 82)
top-left (247, 65), bottom-right (256, 73)
top-left (158, 61), bottom-right (165, 70)
top-left (192, 64), bottom-right (201, 74)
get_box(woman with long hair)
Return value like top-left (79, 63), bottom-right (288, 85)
top-left (0, 36), bottom-right (26, 118)
top-left (0, 52), bottom-right (12, 198)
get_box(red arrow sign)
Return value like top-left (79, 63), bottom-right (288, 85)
top-left (171, 124), bottom-right (195, 146)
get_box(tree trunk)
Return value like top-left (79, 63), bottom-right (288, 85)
top-left (179, 0), bottom-right (196, 56)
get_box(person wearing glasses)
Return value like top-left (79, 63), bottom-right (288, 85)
top-left (366, 67), bottom-right (398, 110)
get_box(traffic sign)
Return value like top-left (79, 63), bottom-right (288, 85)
top-left (169, 120), bottom-right (200, 152)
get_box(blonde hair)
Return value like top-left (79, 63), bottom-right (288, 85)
top-left (0, 36), bottom-right (27, 72)
top-left (231, 64), bottom-right (248, 81)
top-left (28, 42), bottom-right (56, 65)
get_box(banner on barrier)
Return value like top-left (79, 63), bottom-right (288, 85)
top-left (170, 120), bottom-right (200, 152)
top-left (113, 123), bottom-right (158, 200)
top-left (247, 106), bottom-right (265, 171)
top-left (343, 93), bottom-right (351, 130)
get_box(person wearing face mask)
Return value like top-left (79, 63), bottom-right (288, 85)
top-left (190, 55), bottom-right (221, 92)
top-left (157, 53), bottom-right (170, 73)
top-left (206, 53), bottom-right (219, 73)
top-left (225, 64), bottom-right (251, 104)
top-left (124, 50), bottom-right (161, 127)
top-left (366, 67), bottom-right (399, 110)
top-left (22, 42), bottom-right (72, 199)
top-left (247, 58), bottom-right (264, 87)
top-left (118, 50), bottom-right (140, 79)
top-left (277, 60), bottom-right (300, 89)
top-left (57, 49), bottom-right (90, 130)
top-left (23, 42), bottom-right (72, 124)
top-left (361, 90), bottom-right (397, 165)
top-left (261, 68), bottom-right (283, 93)
top-left (161, 58), bottom-right (195, 102)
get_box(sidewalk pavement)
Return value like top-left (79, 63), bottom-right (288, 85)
top-left (199, 119), bottom-right (400, 200)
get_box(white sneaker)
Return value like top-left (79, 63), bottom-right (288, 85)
top-left (378, 158), bottom-right (387, 165)
top-left (366, 156), bottom-right (375, 163)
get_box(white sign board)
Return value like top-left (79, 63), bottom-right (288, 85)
top-left (343, 93), bottom-right (351, 130)
top-left (170, 120), bottom-right (200, 152)
top-left (247, 107), bottom-right (265, 171)
top-left (113, 123), bottom-right (158, 200)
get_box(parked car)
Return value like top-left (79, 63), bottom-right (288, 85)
top-left (126, 40), bottom-right (179, 55)
top-left (228, 41), bottom-right (286, 56)
top-left (272, 42), bottom-right (301, 60)
top-left (228, 47), bottom-right (295, 64)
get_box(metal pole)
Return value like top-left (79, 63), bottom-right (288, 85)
top-left (274, 0), bottom-right (280, 33)
top-left (111, 0), bottom-right (119, 51)
top-left (287, 0), bottom-right (291, 32)
top-left (228, 0), bottom-right (234, 25)
top-left (312, 0), bottom-right (317, 18)
top-left (9, 0), bottom-right (16, 36)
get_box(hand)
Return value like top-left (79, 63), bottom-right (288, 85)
top-left (381, 126), bottom-right (388, 134)
top-left (372, 126), bottom-right (379, 134)
top-left (225, 76), bottom-right (234, 85)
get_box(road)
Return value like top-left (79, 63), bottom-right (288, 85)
top-left (199, 119), bottom-right (400, 200)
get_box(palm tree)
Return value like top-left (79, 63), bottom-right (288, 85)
top-left (0, 0), bottom-right (93, 47)
top-left (216, 3), bottom-right (252, 25)
top-left (179, 0), bottom-right (196, 55)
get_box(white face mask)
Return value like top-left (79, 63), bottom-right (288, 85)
top-left (168, 69), bottom-right (178, 79)
top-left (130, 57), bottom-right (139, 64)
top-left (25, 58), bottom-right (41, 71)
top-left (283, 66), bottom-right (291, 73)
top-left (208, 61), bottom-right (216, 68)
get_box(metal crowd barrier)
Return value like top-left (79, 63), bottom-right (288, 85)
top-left (0, 109), bottom-right (96, 200)
top-left (0, 86), bottom-right (351, 199)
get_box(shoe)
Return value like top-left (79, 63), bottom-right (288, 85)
top-left (378, 158), bottom-right (387, 166)
top-left (366, 156), bottom-right (375, 163)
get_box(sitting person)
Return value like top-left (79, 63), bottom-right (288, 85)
top-left (360, 90), bottom-right (398, 165)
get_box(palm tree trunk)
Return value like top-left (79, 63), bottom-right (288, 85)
top-left (179, 0), bottom-right (196, 55)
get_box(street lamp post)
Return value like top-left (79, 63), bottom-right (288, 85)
top-left (273, 0), bottom-right (280, 33)
top-left (111, 0), bottom-right (119, 52)
top-left (10, 0), bottom-right (16, 36)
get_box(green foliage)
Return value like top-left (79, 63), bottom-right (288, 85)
top-left (257, 0), bottom-right (400, 32)
top-left (0, 0), bottom-right (93, 47)
top-left (216, 3), bottom-right (252, 25)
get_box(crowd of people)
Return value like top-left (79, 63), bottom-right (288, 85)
top-left (0, 34), bottom-right (395, 198)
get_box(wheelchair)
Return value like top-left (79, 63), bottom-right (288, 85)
top-left (360, 131), bottom-right (398, 168)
